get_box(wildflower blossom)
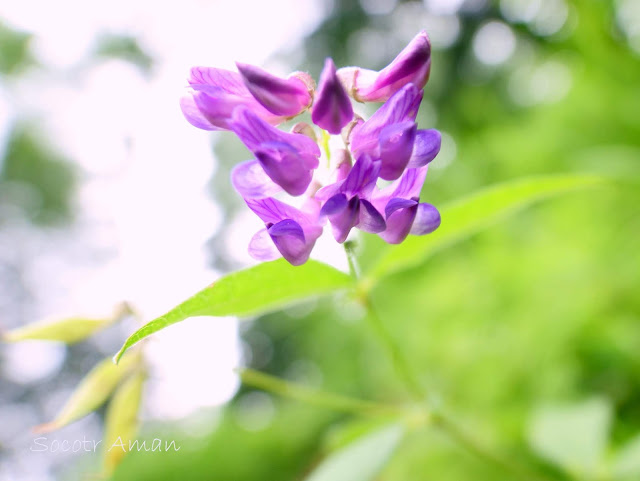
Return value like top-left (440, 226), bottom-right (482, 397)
top-left (182, 31), bottom-right (442, 265)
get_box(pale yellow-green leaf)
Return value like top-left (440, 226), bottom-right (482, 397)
top-left (103, 371), bottom-right (146, 476)
top-left (34, 350), bottom-right (140, 433)
top-left (4, 302), bottom-right (134, 344)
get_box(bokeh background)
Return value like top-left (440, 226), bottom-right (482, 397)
top-left (1, 0), bottom-right (639, 480)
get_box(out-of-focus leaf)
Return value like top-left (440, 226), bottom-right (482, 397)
top-left (527, 397), bottom-right (612, 477)
top-left (368, 175), bottom-right (604, 282)
top-left (34, 351), bottom-right (140, 433)
top-left (304, 423), bottom-right (404, 481)
top-left (612, 434), bottom-right (640, 480)
top-left (103, 371), bottom-right (146, 476)
top-left (94, 33), bottom-right (153, 74)
top-left (114, 259), bottom-right (352, 363)
top-left (0, 21), bottom-right (33, 74)
top-left (3, 302), bottom-right (133, 343)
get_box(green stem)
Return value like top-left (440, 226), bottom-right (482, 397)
top-left (343, 242), bottom-right (425, 401)
top-left (238, 368), bottom-right (401, 417)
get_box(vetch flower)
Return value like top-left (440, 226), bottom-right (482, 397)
top-left (230, 107), bottom-right (321, 196)
top-left (246, 197), bottom-right (322, 266)
top-left (181, 66), bottom-right (310, 131)
top-left (236, 62), bottom-right (313, 116)
top-left (371, 167), bottom-right (441, 244)
top-left (311, 58), bottom-right (354, 135)
top-left (181, 30), bottom-right (442, 266)
top-left (337, 30), bottom-right (432, 103)
top-left (318, 155), bottom-right (386, 243)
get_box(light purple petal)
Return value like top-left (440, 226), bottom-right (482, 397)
top-left (188, 67), bottom-right (248, 95)
top-left (379, 200), bottom-right (418, 244)
top-left (410, 203), bottom-right (441, 235)
top-left (255, 142), bottom-right (317, 196)
top-left (371, 166), bottom-right (428, 213)
top-left (350, 84), bottom-right (423, 158)
top-left (311, 58), bottom-right (354, 135)
top-left (245, 197), bottom-right (313, 227)
top-left (357, 31), bottom-right (431, 102)
top-left (180, 95), bottom-right (218, 131)
top-left (230, 107), bottom-right (321, 156)
top-left (379, 121), bottom-right (417, 180)
top-left (319, 193), bottom-right (348, 217)
top-left (249, 228), bottom-right (281, 261)
top-left (342, 155), bottom-right (380, 198)
top-left (236, 62), bottom-right (311, 116)
top-left (267, 220), bottom-right (311, 266)
top-left (328, 196), bottom-right (359, 243)
top-left (231, 160), bottom-right (282, 199)
top-left (408, 129), bottom-right (441, 168)
top-left (358, 199), bottom-right (386, 233)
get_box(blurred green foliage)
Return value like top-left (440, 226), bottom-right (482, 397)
top-left (0, 21), bottom-right (33, 74)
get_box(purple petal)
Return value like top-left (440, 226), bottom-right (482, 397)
top-left (230, 107), bottom-right (321, 156)
top-left (358, 199), bottom-right (386, 233)
top-left (350, 84), bottom-right (423, 158)
top-left (410, 203), bottom-right (441, 235)
top-left (255, 142), bottom-right (317, 196)
top-left (267, 220), bottom-right (312, 266)
top-left (188, 67), bottom-right (247, 95)
top-left (249, 228), bottom-right (281, 261)
top-left (379, 121), bottom-right (417, 180)
top-left (385, 197), bottom-right (418, 218)
top-left (342, 155), bottom-right (380, 198)
top-left (379, 200), bottom-right (419, 244)
top-left (236, 62), bottom-right (311, 116)
top-left (319, 193), bottom-right (348, 217)
top-left (245, 197), bottom-right (312, 226)
top-left (311, 58), bottom-right (354, 135)
top-left (371, 166), bottom-right (427, 214)
top-left (180, 95), bottom-right (218, 131)
top-left (408, 129), bottom-right (441, 168)
top-left (267, 219), bottom-right (305, 242)
top-left (231, 160), bottom-right (283, 198)
top-left (328, 196), bottom-right (359, 243)
top-left (358, 31), bottom-right (431, 102)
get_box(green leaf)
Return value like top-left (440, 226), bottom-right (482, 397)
top-left (114, 259), bottom-right (352, 363)
top-left (34, 351), bottom-right (140, 433)
top-left (3, 302), bottom-right (133, 344)
top-left (304, 423), bottom-right (404, 481)
top-left (612, 434), bottom-right (640, 480)
top-left (103, 371), bottom-right (146, 475)
top-left (367, 174), bottom-right (604, 282)
top-left (527, 397), bottom-right (612, 477)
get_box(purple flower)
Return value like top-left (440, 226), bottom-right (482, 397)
top-left (230, 107), bottom-right (321, 196)
top-left (181, 67), bottom-right (306, 131)
top-left (246, 197), bottom-right (322, 266)
top-left (311, 58), bottom-right (354, 135)
top-left (236, 62), bottom-right (312, 116)
top-left (318, 155), bottom-right (386, 243)
top-left (337, 31), bottom-right (431, 103)
top-left (371, 166), bottom-right (441, 244)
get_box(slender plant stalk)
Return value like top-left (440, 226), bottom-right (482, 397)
top-left (238, 368), bottom-right (401, 417)
top-left (343, 242), bottom-right (556, 481)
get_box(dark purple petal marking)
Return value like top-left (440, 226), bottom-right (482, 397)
top-left (408, 129), bottom-right (441, 168)
top-left (311, 58), bottom-right (354, 134)
top-left (410, 203), bottom-right (441, 235)
top-left (236, 62), bottom-right (311, 116)
top-left (320, 193), bottom-right (348, 217)
top-left (328, 196), bottom-right (359, 243)
top-left (358, 199), bottom-right (386, 233)
top-left (379, 121), bottom-right (417, 180)
top-left (268, 219), bottom-right (306, 242)
top-left (231, 160), bottom-right (283, 198)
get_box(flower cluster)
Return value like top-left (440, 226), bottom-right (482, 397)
top-left (181, 31), bottom-right (441, 266)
